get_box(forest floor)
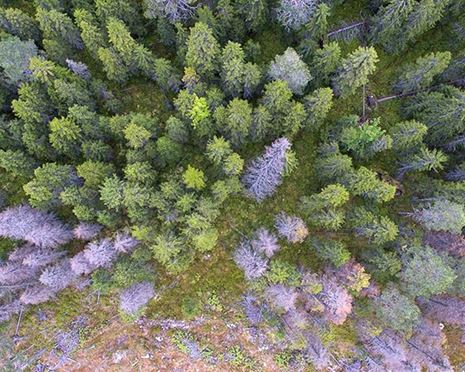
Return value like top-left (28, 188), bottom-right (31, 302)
top-left (2, 0), bottom-right (465, 370)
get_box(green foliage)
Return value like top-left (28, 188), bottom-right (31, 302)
top-left (375, 286), bottom-right (421, 336)
top-left (399, 245), bottom-right (456, 298)
top-left (186, 22), bottom-right (220, 78)
top-left (181, 296), bottom-right (202, 319)
top-left (24, 163), bottom-right (78, 209)
top-left (333, 46), bottom-right (379, 97)
top-left (0, 36), bottom-right (37, 85)
top-left (340, 118), bottom-right (392, 159)
top-left (183, 165), bottom-right (206, 190)
top-left (266, 260), bottom-right (301, 286)
top-left (311, 237), bottom-right (351, 267)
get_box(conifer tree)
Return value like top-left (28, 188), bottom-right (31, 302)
top-left (333, 46), bottom-right (378, 97)
top-left (393, 52), bottom-right (451, 94)
top-left (242, 138), bottom-right (291, 201)
top-left (268, 48), bottom-right (312, 95)
top-left (0, 7), bottom-right (40, 41)
top-left (185, 22), bottom-right (220, 79)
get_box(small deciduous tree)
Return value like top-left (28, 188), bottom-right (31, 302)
top-left (268, 48), bottom-right (311, 95)
top-left (242, 138), bottom-right (291, 201)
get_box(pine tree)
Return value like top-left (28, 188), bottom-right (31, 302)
top-left (317, 276), bottom-right (352, 325)
top-left (236, 0), bottom-right (268, 32)
top-left (98, 47), bottom-right (129, 83)
top-left (73, 222), bottom-right (102, 241)
top-left (0, 205), bottom-right (73, 248)
top-left (242, 138), bottom-right (291, 201)
top-left (260, 80), bottom-right (305, 137)
top-left (24, 163), bottom-right (81, 209)
top-left (311, 41), bottom-right (341, 85)
top-left (83, 238), bottom-right (117, 269)
top-left (0, 36), bottom-right (37, 86)
top-left (66, 59), bottom-right (91, 80)
top-left (265, 284), bottom-right (298, 312)
top-left (20, 284), bottom-right (56, 305)
top-left (370, 0), bottom-right (415, 53)
top-left (393, 52), bottom-right (451, 94)
top-left (39, 259), bottom-right (77, 290)
top-left (220, 41), bottom-right (246, 97)
top-left (404, 86), bottom-right (465, 144)
top-left (268, 48), bottom-right (312, 95)
top-left (36, 8), bottom-right (83, 51)
top-left (351, 207), bottom-right (398, 245)
top-left (70, 251), bottom-right (96, 275)
top-left (333, 46), bottom-right (379, 97)
top-left (74, 8), bottom-right (106, 59)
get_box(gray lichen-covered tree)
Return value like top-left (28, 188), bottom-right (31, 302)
top-left (242, 138), bottom-right (292, 201)
top-left (275, 212), bottom-right (308, 243)
top-left (119, 281), bottom-right (155, 315)
top-left (233, 240), bottom-right (268, 280)
top-left (268, 48), bottom-right (311, 95)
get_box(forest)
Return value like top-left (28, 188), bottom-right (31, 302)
top-left (0, 0), bottom-right (464, 370)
